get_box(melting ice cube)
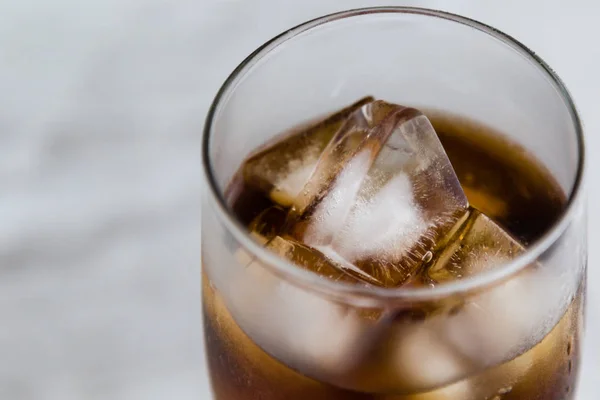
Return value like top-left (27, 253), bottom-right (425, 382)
top-left (426, 209), bottom-right (525, 284)
top-left (229, 239), bottom-right (374, 375)
top-left (288, 101), bottom-right (469, 287)
top-left (289, 100), bottom-right (402, 217)
top-left (265, 235), bottom-right (366, 284)
top-left (241, 97), bottom-right (374, 207)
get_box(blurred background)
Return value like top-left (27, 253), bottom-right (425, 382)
top-left (0, 0), bottom-right (597, 399)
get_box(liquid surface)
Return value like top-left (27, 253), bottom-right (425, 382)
top-left (227, 110), bottom-right (565, 258)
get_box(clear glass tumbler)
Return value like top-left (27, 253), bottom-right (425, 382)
top-left (201, 7), bottom-right (586, 400)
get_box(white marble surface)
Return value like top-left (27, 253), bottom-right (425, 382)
top-left (0, 0), bottom-right (598, 399)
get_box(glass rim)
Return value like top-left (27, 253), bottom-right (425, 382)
top-left (202, 6), bottom-right (586, 303)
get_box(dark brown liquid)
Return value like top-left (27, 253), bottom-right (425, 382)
top-left (203, 107), bottom-right (581, 399)
top-left (227, 112), bottom-right (565, 248)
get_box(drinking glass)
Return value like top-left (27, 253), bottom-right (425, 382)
top-left (201, 7), bottom-right (586, 399)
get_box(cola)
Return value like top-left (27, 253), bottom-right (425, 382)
top-left (202, 100), bottom-right (584, 400)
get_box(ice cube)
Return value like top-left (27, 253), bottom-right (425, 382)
top-left (265, 236), bottom-right (363, 284)
top-left (446, 271), bottom-right (550, 364)
top-left (392, 326), bottom-right (473, 394)
top-left (248, 207), bottom-right (381, 284)
top-left (426, 209), bottom-right (525, 283)
top-left (288, 101), bottom-right (469, 287)
top-left (241, 97), bottom-right (374, 207)
top-left (227, 241), bottom-right (374, 376)
top-left (290, 100), bottom-right (401, 217)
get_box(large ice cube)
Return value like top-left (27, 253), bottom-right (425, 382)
top-left (426, 209), bottom-right (525, 283)
top-left (289, 100), bottom-right (401, 216)
top-left (266, 235), bottom-right (366, 284)
top-left (288, 101), bottom-right (469, 287)
top-left (416, 215), bottom-right (568, 376)
top-left (391, 325), bottom-right (473, 395)
top-left (242, 97), bottom-right (374, 207)
top-left (248, 208), bottom-right (384, 285)
top-left (228, 239), bottom-right (375, 375)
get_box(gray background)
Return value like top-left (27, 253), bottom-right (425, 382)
top-left (0, 0), bottom-right (597, 399)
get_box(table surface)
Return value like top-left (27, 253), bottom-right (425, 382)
top-left (0, 0), bottom-right (598, 399)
